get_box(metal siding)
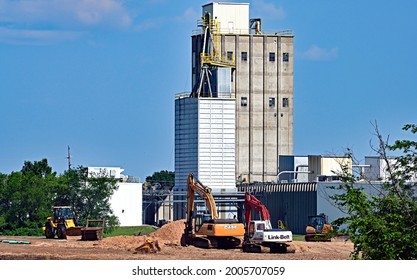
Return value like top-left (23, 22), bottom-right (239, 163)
top-left (316, 181), bottom-right (385, 227)
top-left (238, 182), bottom-right (317, 234)
top-left (198, 98), bottom-right (236, 190)
top-left (212, 68), bottom-right (231, 98)
top-left (174, 98), bottom-right (199, 192)
top-left (278, 155), bottom-right (294, 182)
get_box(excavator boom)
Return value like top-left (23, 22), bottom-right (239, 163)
top-left (186, 173), bottom-right (218, 219)
top-left (244, 192), bottom-right (271, 225)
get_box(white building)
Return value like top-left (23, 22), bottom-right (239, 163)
top-left (110, 181), bottom-right (143, 226)
top-left (88, 167), bottom-right (142, 226)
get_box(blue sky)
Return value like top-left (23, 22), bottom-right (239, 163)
top-left (1, 0), bottom-right (416, 180)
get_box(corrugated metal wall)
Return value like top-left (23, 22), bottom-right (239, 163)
top-left (238, 182), bottom-right (317, 234)
top-left (198, 98), bottom-right (236, 188)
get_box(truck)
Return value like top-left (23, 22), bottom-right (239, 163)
top-left (242, 192), bottom-right (293, 253)
top-left (180, 173), bottom-right (245, 249)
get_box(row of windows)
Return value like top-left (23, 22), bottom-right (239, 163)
top-left (235, 51), bottom-right (290, 62)
top-left (241, 97), bottom-right (289, 108)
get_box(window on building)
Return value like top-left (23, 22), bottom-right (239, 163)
top-left (241, 51), bottom-right (247, 61)
top-left (269, 52), bottom-right (275, 62)
top-left (227, 51), bottom-right (233, 61)
top-left (241, 97), bottom-right (248, 107)
top-left (269, 97), bottom-right (275, 107)
top-left (283, 52), bottom-right (289, 62)
top-left (282, 97), bottom-right (289, 108)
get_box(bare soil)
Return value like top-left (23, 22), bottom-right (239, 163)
top-left (0, 220), bottom-right (354, 260)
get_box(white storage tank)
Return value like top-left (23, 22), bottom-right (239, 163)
top-left (175, 96), bottom-right (236, 191)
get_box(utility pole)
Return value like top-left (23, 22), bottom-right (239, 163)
top-left (67, 145), bottom-right (71, 170)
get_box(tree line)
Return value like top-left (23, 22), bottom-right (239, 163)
top-left (0, 159), bottom-right (119, 236)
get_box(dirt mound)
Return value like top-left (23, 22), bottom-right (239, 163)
top-left (100, 219), bottom-right (186, 251)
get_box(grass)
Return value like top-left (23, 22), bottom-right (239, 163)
top-left (293, 234), bottom-right (305, 241)
top-left (104, 225), bottom-right (157, 238)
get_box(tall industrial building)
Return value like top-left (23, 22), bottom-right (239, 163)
top-left (175, 2), bottom-right (294, 190)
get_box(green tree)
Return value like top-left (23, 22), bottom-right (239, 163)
top-left (56, 166), bottom-right (120, 228)
top-left (145, 170), bottom-right (174, 188)
top-left (0, 159), bottom-right (59, 235)
top-left (330, 123), bottom-right (417, 259)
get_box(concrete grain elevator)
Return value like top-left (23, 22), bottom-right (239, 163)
top-left (175, 2), bottom-right (294, 193)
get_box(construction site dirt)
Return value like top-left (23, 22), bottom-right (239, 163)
top-left (0, 220), bottom-right (354, 260)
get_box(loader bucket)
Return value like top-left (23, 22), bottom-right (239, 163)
top-left (81, 219), bottom-right (105, 241)
top-left (66, 226), bottom-right (83, 236)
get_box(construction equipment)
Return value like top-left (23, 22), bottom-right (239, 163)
top-left (43, 206), bottom-right (82, 239)
top-left (180, 173), bottom-right (245, 249)
top-left (134, 238), bottom-right (161, 254)
top-left (305, 213), bottom-right (334, 242)
top-left (81, 219), bottom-right (105, 241)
top-left (242, 192), bottom-right (293, 253)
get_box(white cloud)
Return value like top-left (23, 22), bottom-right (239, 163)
top-left (251, 0), bottom-right (285, 21)
top-left (0, 0), bottom-right (133, 44)
top-left (134, 18), bottom-right (164, 32)
top-left (300, 45), bottom-right (339, 61)
top-left (0, 0), bottom-right (133, 28)
top-left (176, 7), bottom-right (198, 23)
top-left (135, 7), bottom-right (198, 32)
top-left (0, 26), bottom-right (84, 45)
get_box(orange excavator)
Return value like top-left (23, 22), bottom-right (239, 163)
top-left (180, 173), bottom-right (245, 249)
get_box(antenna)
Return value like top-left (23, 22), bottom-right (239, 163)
top-left (67, 145), bottom-right (71, 170)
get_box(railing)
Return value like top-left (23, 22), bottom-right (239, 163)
top-left (175, 92), bottom-right (191, 99)
top-left (192, 28), bottom-right (293, 36)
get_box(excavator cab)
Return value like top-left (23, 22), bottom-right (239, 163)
top-left (194, 213), bottom-right (212, 233)
top-left (308, 215), bottom-right (326, 233)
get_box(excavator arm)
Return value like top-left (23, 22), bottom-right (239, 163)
top-left (244, 192), bottom-right (271, 226)
top-left (187, 173), bottom-right (218, 219)
top-left (183, 173), bottom-right (219, 240)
